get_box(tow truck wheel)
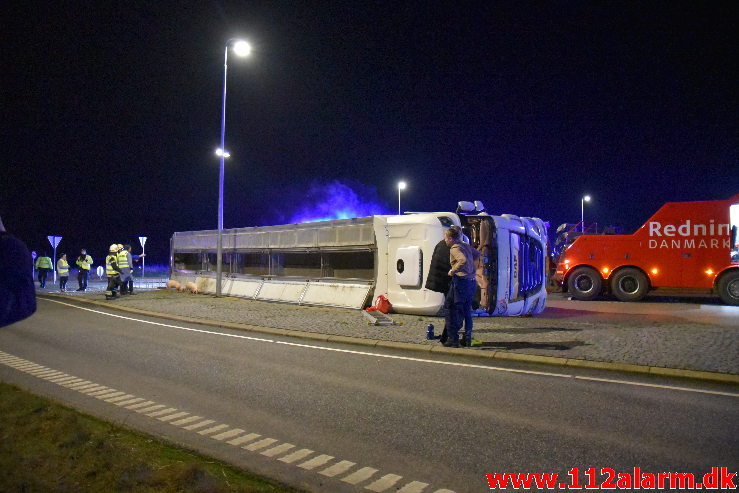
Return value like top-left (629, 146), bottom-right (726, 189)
top-left (611, 268), bottom-right (649, 302)
top-left (567, 267), bottom-right (602, 301)
top-left (717, 271), bottom-right (739, 306)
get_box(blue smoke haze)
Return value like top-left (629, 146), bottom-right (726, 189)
top-left (287, 180), bottom-right (392, 224)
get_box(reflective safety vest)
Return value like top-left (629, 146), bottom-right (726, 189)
top-left (76, 255), bottom-right (93, 270)
top-left (35, 256), bottom-right (52, 269)
top-left (117, 250), bottom-right (130, 269)
top-left (106, 254), bottom-right (119, 276)
top-left (57, 259), bottom-right (69, 275)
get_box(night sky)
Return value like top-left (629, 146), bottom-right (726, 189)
top-left (2, 1), bottom-right (737, 264)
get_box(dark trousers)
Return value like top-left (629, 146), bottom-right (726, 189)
top-left (120, 270), bottom-right (132, 294)
top-left (59, 276), bottom-right (68, 291)
top-left (78, 269), bottom-right (89, 290)
top-left (105, 275), bottom-right (121, 297)
top-left (37, 269), bottom-right (49, 288)
top-left (448, 276), bottom-right (476, 342)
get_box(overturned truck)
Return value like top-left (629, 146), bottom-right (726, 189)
top-left (169, 202), bottom-right (548, 316)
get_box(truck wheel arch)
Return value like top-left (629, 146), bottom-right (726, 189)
top-left (716, 268), bottom-right (739, 306)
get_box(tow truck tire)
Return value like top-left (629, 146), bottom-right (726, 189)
top-left (611, 268), bottom-right (649, 302)
top-left (567, 267), bottom-right (602, 301)
top-left (717, 271), bottom-right (739, 306)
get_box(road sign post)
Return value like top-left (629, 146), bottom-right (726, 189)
top-left (47, 236), bottom-right (62, 285)
top-left (138, 236), bottom-right (147, 280)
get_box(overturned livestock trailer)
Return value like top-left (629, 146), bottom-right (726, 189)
top-left (169, 203), bottom-right (548, 316)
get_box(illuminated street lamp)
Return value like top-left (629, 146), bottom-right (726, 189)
top-left (397, 181), bottom-right (407, 215)
top-left (581, 195), bottom-right (591, 233)
top-left (216, 38), bottom-right (251, 297)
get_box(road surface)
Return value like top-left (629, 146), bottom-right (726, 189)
top-left (1, 298), bottom-right (737, 492)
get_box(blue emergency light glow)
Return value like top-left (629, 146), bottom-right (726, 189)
top-left (289, 180), bottom-right (391, 223)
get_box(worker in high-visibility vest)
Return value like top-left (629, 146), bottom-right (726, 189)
top-left (56, 253), bottom-right (69, 292)
top-left (116, 243), bottom-right (132, 295)
top-left (35, 252), bottom-right (53, 288)
top-left (121, 244), bottom-right (144, 295)
top-left (75, 248), bottom-right (93, 291)
top-left (104, 244), bottom-right (122, 300)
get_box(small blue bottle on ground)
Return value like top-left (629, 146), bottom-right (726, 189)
top-left (426, 323), bottom-right (434, 340)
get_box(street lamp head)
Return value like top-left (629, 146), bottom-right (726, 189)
top-left (216, 148), bottom-right (231, 158)
top-left (232, 40), bottom-right (252, 57)
top-left (583, 195), bottom-right (591, 202)
top-left (398, 181), bottom-right (407, 191)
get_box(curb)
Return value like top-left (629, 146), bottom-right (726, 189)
top-left (38, 293), bottom-right (739, 385)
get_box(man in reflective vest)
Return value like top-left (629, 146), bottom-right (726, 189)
top-left (35, 252), bottom-right (53, 288)
top-left (57, 253), bottom-right (69, 292)
top-left (104, 244), bottom-right (122, 300)
top-left (76, 248), bottom-right (93, 291)
top-left (117, 243), bottom-right (132, 295)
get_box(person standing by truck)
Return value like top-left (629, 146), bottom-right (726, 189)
top-left (443, 226), bottom-right (480, 348)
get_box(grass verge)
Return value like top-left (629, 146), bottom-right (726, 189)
top-left (0, 381), bottom-right (300, 492)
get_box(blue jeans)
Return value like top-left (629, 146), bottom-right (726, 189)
top-left (448, 276), bottom-right (476, 341)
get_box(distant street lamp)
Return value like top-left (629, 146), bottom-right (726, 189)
top-left (216, 38), bottom-right (251, 297)
top-left (581, 195), bottom-right (591, 233)
top-left (397, 181), bottom-right (407, 215)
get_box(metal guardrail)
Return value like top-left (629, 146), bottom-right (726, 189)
top-left (133, 278), bottom-right (168, 289)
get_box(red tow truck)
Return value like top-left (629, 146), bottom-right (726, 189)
top-left (553, 194), bottom-right (739, 305)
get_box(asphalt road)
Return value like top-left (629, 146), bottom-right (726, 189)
top-left (1, 298), bottom-right (737, 492)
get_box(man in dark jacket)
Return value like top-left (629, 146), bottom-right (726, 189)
top-left (425, 239), bottom-right (452, 343)
top-left (0, 216), bottom-right (37, 327)
top-left (425, 239), bottom-right (452, 294)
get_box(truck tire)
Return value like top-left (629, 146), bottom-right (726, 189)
top-left (611, 268), bottom-right (649, 302)
top-left (717, 271), bottom-right (739, 306)
top-left (567, 267), bottom-right (602, 301)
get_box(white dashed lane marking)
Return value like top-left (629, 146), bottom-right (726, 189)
top-left (319, 460), bottom-right (356, 477)
top-left (277, 448), bottom-right (314, 464)
top-left (0, 349), bottom-right (456, 492)
top-left (342, 467), bottom-right (379, 485)
top-left (396, 481), bottom-right (430, 493)
top-left (183, 419), bottom-right (216, 431)
top-left (227, 433), bottom-right (261, 446)
top-left (210, 428), bottom-right (245, 441)
top-left (126, 400), bottom-right (156, 410)
top-left (170, 415), bottom-right (203, 426)
top-left (244, 437), bottom-right (278, 451)
top-left (297, 454), bottom-right (334, 470)
top-left (366, 473), bottom-right (403, 492)
top-left (198, 424), bottom-right (230, 436)
top-left (260, 443), bottom-right (295, 457)
top-left (158, 411), bottom-right (190, 422)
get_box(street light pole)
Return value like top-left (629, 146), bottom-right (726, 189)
top-left (581, 195), bottom-right (591, 233)
top-left (216, 39), bottom-right (251, 297)
top-left (397, 181), bottom-right (406, 215)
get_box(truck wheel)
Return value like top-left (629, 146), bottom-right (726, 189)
top-left (567, 267), bottom-right (602, 301)
top-left (717, 271), bottom-right (739, 306)
top-left (611, 268), bottom-right (649, 302)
